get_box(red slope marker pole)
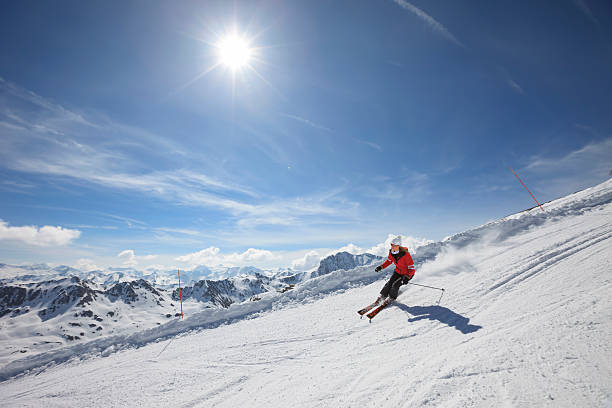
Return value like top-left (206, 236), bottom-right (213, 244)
top-left (509, 166), bottom-right (545, 213)
top-left (178, 269), bottom-right (184, 319)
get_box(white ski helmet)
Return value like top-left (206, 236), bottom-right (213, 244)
top-left (391, 236), bottom-right (402, 246)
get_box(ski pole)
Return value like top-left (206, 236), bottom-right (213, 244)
top-left (407, 282), bottom-right (446, 305)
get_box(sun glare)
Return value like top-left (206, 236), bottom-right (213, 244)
top-left (174, 25), bottom-right (271, 96)
top-left (217, 34), bottom-right (252, 71)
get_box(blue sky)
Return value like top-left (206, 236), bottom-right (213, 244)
top-left (1, 0), bottom-right (611, 272)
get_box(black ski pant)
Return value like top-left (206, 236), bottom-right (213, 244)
top-left (380, 271), bottom-right (408, 299)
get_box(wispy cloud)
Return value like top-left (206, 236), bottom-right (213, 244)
top-left (11, 153), bottom-right (353, 227)
top-left (154, 227), bottom-right (201, 236)
top-left (386, 60), bottom-right (404, 68)
top-left (525, 136), bottom-right (612, 196)
top-left (392, 0), bottom-right (465, 48)
top-left (0, 77), bottom-right (187, 161)
top-left (357, 139), bottom-right (383, 152)
top-left (20, 205), bottom-right (150, 231)
top-left (67, 224), bottom-right (119, 230)
top-left (0, 76), bottom-right (95, 128)
top-left (571, 0), bottom-right (600, 27)
top-left (507, 79), bottom-right (525, 94)
top-left (0, 79), bottom-right (356, 229)
top-left (0, 219), bottom-right (81, 246)
top-left (280, 113), bottom-right (332, 132)
top-left (495, 65), bottom-right (525, 95)
top-left (526, 137), bottom-right (612, 173)
top-left (359, 171), bottom-right (431, 201)
top-left (0, 178), bottom-right (37, 194)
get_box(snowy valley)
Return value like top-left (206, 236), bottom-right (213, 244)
top-left (0, 179), bottom-right (611, 407)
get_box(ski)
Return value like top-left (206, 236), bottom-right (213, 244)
top-left (357, 300), bottom-right (380, 316)
top-left (357, 305), bottom-right (374, 315)
top-left (366, 300), bottom-right (392, 320)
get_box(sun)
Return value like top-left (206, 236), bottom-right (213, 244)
top-left (172, 25), bottom-right (272, 96)
top-left (217, 33), bottom-right (253, 71)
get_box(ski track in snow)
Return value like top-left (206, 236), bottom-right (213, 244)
top-left (1, 180), bottom-right (611, 407)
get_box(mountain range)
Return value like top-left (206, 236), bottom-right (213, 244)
top-left (0, 251), bottom-right (382, 365)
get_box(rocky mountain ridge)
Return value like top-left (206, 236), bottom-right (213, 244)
top-left (0, 252), bottom-right (381, 361)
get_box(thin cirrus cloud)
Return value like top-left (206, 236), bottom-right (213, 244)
top-left (10, 150), bottom-right (355, 228)
top-left (153, 227), bottom-right (201, 236)
top-left (0, 78), bottom-right (355, 228)
top-left (0, 219), bottom-right (81, 247)
top-left (507, 79), bottom-right (525, 95)
top-left (392, 0), bottom-right (465, 48)
top-left (524, 136), bottom-right (612, 195)
top-left (0, 76), bottom-right (185, 157)
top-left (357, 139), bottom-right (383, 152)
top-left (526, 137), bottom-right (612, 174)
top-left (571, 0), bottom-right (601, 27)
top-left (0, 77), bottom-right (95, 128)
top-left (280, 113), bottom-right (332, 132)
top-left (13, 153), bottom-right (349, 227)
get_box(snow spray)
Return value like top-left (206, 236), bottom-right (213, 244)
top-left (509, 167), bottom-right (545, 212)
top-left (178, 269), bottom-right (184, 319)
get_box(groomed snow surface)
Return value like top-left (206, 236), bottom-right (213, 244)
top-left (1, 179), bottom-right (612, 407)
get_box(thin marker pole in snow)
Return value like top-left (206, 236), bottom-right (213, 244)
top-left (178, 269), bottom-right (183, 319)
top-left (509, 167), bottom-right (545, 213)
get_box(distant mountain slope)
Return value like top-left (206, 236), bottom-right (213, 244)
top-left (0, 251), bottom-right (381, 365)
top-left (314, 251), bottom-right (382, 277)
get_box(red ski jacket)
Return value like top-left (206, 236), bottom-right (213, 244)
top-left (380, 246), bottom-right (415, 278)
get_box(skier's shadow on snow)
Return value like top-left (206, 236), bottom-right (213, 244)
top-left (395, 304), bottom-right (482, 334)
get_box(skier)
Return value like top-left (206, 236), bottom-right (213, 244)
top-left (374, 236), bottom-right (415, 304)
top-left (357, 236), bottom-right (416, 318)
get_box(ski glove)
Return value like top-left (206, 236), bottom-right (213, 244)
top-left (375, 266), bottom-right (382, 272)
top-left (401, 275), bottom-right (412, 284)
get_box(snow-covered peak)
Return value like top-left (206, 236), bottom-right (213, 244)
top-left (314, 251), bottom-right (382, 277)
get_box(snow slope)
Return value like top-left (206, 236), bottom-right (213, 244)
top-left (1, 179), bottom-right (611, 407)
